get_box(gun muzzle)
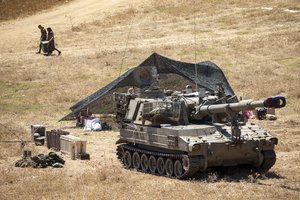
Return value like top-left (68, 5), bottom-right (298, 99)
top-left (263, 96), bottom-right (286, 108)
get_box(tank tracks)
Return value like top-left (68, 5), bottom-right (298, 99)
top-left (116, 144), bottom-right (203, 179)
top-left (116, 145), bottom-right (276, 179)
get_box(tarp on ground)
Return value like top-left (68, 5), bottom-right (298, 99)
top-left (61, 52), bottom-right (235, 121)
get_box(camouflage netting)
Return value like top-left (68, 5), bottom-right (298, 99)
top-left (61, 53), bottom-right (235, 121)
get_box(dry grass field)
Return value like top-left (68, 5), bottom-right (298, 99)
top-left (0, 0), bottom-right (72, 22)
top-left (0, 0), bottom-right (299, 199)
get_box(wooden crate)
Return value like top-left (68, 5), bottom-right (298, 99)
top-left (46, 130), bottom-right (69, 150)
top-left (60, 135), bottom-right (87, 159)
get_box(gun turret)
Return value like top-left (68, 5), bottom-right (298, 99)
top-left (114, 85), bottom-right (286, 141)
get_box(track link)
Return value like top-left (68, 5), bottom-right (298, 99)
top-left (116, 144), bottom-right (203, 179)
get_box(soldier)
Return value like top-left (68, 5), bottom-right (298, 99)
top-left (46, 27), bottom-right (61, 56)
top-left (127, 87), bottom-right (137, 98)
top-left (36, 25), bottom-right (47, 54)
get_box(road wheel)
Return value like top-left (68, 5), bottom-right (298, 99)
top-left (141, 154), bottom-right (149, 172)
top-left (157, 157), bottom-right (165, 175)
top-left (165, 158), bottom-right (174, 177)
top-left (148, 156), bottom-right (157, 174)
top-left (132, 152), bottom-right (141, 170)
top-left (259, 150), bottom-right (276, 173)
top-left (124, 151), bottom-right (132, 169)
top-left (182, 156), bottom-right (189, 171)
top-left (174, 160), bottom-right (184, 178)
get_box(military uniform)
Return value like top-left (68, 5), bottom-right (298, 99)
top-left (37, 26), bottom-right (47, 54)
top-left (46, 28), bottom-right (61, 56)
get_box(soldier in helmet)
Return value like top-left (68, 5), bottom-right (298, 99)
top-left (185, 85), bottom-right (193, 93)
top-left (36, 25), bottom-right (47, 54)
top-left (127, 87), bottom-right (136, 98)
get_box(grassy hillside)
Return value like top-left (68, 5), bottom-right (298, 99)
top-left (0, 0), bottom-right (72, 21)
top-left (0, 0), bottom-right (299, 199)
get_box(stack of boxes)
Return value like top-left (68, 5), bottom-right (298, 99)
top-left (31, 126), bottom-right (90, 160)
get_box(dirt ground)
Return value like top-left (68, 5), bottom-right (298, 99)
top-left (0, 0), bottom-right (299, 199)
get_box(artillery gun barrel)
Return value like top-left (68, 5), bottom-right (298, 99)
top-left (198, 96), bottom-right (286, 115)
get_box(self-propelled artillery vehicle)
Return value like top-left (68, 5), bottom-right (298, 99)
top-left (114, 66), bottom-right (286, 179)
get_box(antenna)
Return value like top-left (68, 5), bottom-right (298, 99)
top-left (118, 7), bottom-right (136, 77)
top-left (193, 0), bottom-right (198, 91)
